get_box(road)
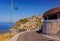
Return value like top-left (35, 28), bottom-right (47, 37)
top-left (9, 31), bottom-right (60, 41)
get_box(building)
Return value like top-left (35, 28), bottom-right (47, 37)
top-left (42, 7), bottom-right (60, 37)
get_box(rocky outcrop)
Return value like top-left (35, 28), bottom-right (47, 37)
top-left (11, 15), bottom-right (43, 33)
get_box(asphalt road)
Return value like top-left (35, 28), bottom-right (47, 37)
top-left (9, 31), bottom-right (60, 41)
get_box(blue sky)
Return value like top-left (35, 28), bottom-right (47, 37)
top-left (0, 0), bottom-right (60, 23)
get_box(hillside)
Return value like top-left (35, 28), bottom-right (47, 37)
top-left (11, 15), bottom-right (43, 33)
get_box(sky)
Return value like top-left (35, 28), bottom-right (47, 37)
top-left (0, 0), bottom-right (60, 23)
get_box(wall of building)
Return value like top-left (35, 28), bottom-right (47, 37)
top-left (42, 19), bottom-right (60, 35)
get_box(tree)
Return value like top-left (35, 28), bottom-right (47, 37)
top-left (19, 18), bottom-right (28, 24)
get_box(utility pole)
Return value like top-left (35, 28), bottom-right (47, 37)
top-left (10, 0), bottom-right (13, 24)
top-left (9, 0), bottom-right (18, 39)
top-left (9, 0), bottom-right (13, 39)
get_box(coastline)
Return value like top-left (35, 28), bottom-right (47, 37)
top-left (0, 30), bottom-right (11, 34)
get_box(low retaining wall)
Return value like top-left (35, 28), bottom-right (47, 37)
top-left (42, 19), bottom-right (60, 35)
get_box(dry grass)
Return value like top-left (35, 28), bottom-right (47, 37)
top-left (0, 33), bottom-right (16, 41)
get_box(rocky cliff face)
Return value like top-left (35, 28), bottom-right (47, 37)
top-left (11, 15), bottom-right (43, 33)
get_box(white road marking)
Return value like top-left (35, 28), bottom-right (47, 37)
top-left (41, 34), bottom-right (60, 41)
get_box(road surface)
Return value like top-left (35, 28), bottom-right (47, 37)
top-left (9, 31), bottom-right (60, 41)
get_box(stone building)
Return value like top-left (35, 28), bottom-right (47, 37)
top-left (42, 7), bottom-right (60, 37)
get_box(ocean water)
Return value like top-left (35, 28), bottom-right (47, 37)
top-left (0, 22), bottom-right (14, 34)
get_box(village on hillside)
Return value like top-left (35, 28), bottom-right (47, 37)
top-left (11, 15), bottom-right (43, 33)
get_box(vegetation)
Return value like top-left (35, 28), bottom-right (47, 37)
top-left (19, 18), bottom-right (28, 24)
top-left (11, 15), bottom-right (43, 31)
top-left (0, 33), bottom-right (16, 41)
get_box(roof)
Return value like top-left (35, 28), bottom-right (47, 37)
top-left (43, 7), bottom-right (60, 16)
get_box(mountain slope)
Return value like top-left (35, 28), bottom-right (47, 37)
top-left (11, 15), bottom-right (43, 33)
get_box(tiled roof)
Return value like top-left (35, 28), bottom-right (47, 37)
top-left (43, 7), bottom-right (60, 16)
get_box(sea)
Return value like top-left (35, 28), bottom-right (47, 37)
top-left (0, 22), bottom-right (14, 34)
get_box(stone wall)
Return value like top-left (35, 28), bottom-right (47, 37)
top-left (42, 19), bottom-right (60, 35)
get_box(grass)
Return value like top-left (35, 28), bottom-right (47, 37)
top-left (0, 33), bottom-right (16, 41)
